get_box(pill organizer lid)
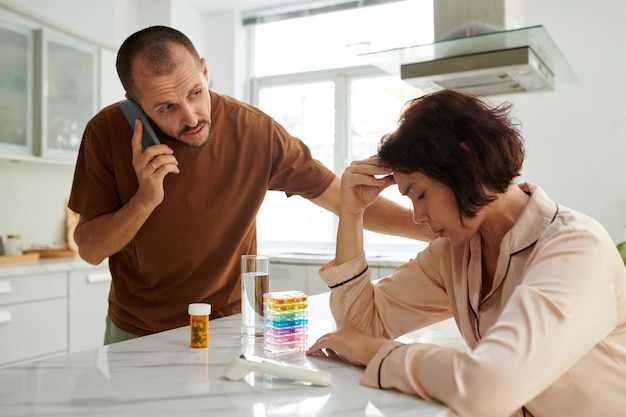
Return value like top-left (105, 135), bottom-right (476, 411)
top-left (263, 290), bottom-right (308, 304)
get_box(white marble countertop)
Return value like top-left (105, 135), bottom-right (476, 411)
top-left (268, 252), bottom-right (408, 268)
top-left (262, 242), bottom-right (429, 268)
top-left (0, 256), bottom-right (104, 278)
top-left (0, 292), bottom-right (463, 417)
top-left (0, 243), bottom-right (427, 276)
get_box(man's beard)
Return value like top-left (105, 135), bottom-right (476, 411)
top-left (175, 120), bottom-right (211, 148)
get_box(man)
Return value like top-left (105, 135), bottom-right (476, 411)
top-left (68, 26), bottom-right (433, 344)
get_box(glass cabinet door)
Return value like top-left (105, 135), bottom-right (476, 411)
top-left (37, 29), bottom-right (98, 159)
top-left (0, 22), bottom-right (33, 155)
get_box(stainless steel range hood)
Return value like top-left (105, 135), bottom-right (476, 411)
top-left (400, 45), bottom-right (554, 95)
top-left (360, 1), bottom-right (576, 95)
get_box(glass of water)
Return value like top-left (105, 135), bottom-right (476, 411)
top-left (241, 255), bottom-right (270, 337)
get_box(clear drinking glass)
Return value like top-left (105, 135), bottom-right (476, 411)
top-left (241, 255), bottom-right (270, 337)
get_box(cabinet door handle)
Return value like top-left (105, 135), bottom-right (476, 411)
top-left (0, 310), bottom-right (12, 324)
top-left (87, 271), bottom-right (112, 284)
top-left (0, 281), bottom-right (11, 295)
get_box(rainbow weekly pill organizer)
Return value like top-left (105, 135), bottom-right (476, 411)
top-left (263, 291), bottom-right (309, 352)
top-left (224, 290), bottom-right (333, 387)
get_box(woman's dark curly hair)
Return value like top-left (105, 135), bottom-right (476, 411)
top-left (378, 89), bottom-right (524, 219)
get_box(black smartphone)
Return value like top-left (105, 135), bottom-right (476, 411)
top-left (120, 99), bottom-right (161, 149)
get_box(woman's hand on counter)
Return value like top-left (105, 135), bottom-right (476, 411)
top-left (306, 326), bottom-right (388, 367)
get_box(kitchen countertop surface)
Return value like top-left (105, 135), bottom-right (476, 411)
top-left (0, 255), bottom-right (105, 278)
top-left (262, 242), bottom-right (429, 268)
top-left (0, 292), bottom-right (463, 417)
top-left (0, 241), bottom-right (430, 276)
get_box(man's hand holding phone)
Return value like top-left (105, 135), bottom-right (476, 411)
top-left (120, 99), bottom-right (161, 149)
top-left (121, 100), bottom-right (180, 208)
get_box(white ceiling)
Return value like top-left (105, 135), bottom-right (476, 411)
top-left (190, 0), bottom-right (314, 14)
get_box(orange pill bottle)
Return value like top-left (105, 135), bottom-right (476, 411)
top-left (188, 303), bottom-right (211, 348)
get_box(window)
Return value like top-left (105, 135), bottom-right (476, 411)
top-left (252, 0), bottom-right (433, 76)
top-left (256, 80), bottom-right (336, 246)
top-left (252, 0), bottom-right (433, 253)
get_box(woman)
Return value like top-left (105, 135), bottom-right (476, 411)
top-left (307, 90), bottom-right (626, 417)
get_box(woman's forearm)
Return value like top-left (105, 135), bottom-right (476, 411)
top-left (335, 211), bottom-right (366, 265)
top-left (363, 196), bottom-right (435, 242)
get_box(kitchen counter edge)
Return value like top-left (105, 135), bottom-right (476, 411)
top-left (0, 256), bottom-right (107, 278)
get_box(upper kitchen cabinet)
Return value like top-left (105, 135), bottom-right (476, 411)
top-left (0, 22), bottom-right (33, 156)
top-left (35, 29), bottom-right (99, 160)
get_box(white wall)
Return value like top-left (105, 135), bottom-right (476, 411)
top-left (513, 0), bottom-right (626, 242)
top-left (0, 0), bottom-right (625, 249)
top-left (0, 159), bottom-right (75, 247)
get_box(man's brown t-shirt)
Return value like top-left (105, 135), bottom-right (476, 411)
top-left (68, 91), bottom-right (335, 335)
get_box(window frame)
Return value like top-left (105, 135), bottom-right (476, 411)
top-left (252, 65), bottom-right (426, 254)
top-left (250, 64), bottom-right (387, 176)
